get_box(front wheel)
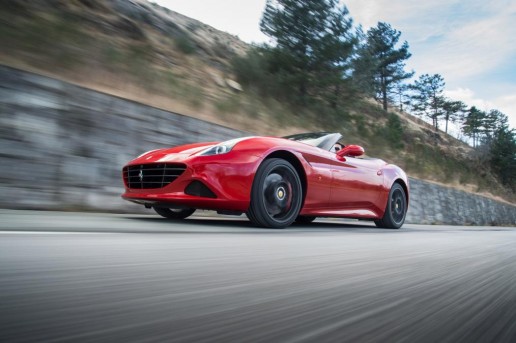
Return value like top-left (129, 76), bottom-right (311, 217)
top-left (154, 207), bottom-right (195, 219)
top-left (374, 183), bottom-right (407, 229)
top-left (246, 158), bottom-right (303, 228)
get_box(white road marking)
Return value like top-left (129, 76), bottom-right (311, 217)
top-left (0, 230), bottom-right (114, 235)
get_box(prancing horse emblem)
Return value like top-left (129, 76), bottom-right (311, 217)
top-left (138, 168), bottom-right (143, 181)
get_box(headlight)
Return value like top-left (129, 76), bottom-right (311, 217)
top-left (198, 137), bottom-right (251, 156)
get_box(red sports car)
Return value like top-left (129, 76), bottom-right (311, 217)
top-left (122, 132), bottom-right (409, 229)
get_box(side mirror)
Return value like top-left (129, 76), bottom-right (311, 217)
top-left (337, 145), bottom-right (364, 158)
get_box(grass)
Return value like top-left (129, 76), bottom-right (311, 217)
top-left (164, 72), bottom-right (204, 108)
top-left (0, 12), bottom-right (89, 69)
top-left (214, 94), bottom-right (241, 114)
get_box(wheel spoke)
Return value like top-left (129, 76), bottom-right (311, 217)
top-left (390, 189), bottom-right (405, 223)
top-left (249, 158), bottom-right (302, 228)
top-left (262, 167), bottom-right (295, 219)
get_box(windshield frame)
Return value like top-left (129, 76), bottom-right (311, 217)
top-left (282, 132), bottom-right (342, 151)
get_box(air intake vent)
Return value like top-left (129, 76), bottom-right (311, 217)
top-left (185, 180), bottom-right (217, 198)
top-left (123, 163), bottom-right (186, 189)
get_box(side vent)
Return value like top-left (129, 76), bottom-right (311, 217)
top-left (185, 181), bottom-right (217, 198)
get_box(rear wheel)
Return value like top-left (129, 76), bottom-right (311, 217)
top-left (247, 158), bottom-right (303, 228)
top-left (154, 207), bottom-right (195, 219)
top-left (374, 183), bottom-right (407, 229)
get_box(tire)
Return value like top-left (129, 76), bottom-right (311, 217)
top-left (374, 183), bottom-right (407, 229)
top-left (295, 216), bottom-right (316, 224)
top-left (246, 158), bottom-right (303, 228)
top-left (154, 207), bottom-right (195, 219)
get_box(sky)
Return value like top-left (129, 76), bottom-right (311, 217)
top-left (153, 0), bottom-right (516, 130)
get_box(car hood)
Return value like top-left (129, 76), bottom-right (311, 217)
top-left (129, 142), bottom-right (219, 164)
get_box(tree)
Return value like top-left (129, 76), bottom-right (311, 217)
top-left (260, 0), bottom-right (356, 104)
top-left (410, 74), bottom-right (446, 130)
top-left (314, 5), bottom-right (357, 108)
top-left (355, 22), bottom-right (413, 110)
top-left (461, 108), bottom-right (515, 188)
top-left (441, 99), bottom-right (467, 134)
top-left (392, 82), bottom-right (411, 112)
top-left (462, 106), bottom-right (486, 148)
top-left (490, 124), bottom-right (516, 189)
top-left (352, 26), bottom-right (377, 96)
top-left (482, 109), bottom-right (509, 143)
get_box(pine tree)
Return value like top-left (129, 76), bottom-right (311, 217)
top-left (482, 109), bottom-right (508, 143)
top-left (356, 22), bottom-right (413, 110)
top-left (392, 82), bottom-right (410, 112)
top-left (462, 106), bottom-right (486, 148)
top-left (352, 26), bottom-right (377, 96)
top-left (490, 124), bottom-right (516, 189)
top-left (260, 0), bottom-right (356, 104)
top-left (441, 99), bottom-right (467, 134)
top-left (410, 74), bottom-right (446, 130)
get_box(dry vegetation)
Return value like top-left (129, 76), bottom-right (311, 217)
top-left (0, 0), bottom-right (513, 203)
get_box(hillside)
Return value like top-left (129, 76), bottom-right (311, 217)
top-left (0, 0), bottom-right (513, 203)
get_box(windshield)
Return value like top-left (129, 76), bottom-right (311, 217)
top-left (282, 132), bottom-right (342, 151)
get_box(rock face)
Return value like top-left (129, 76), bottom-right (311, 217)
top-left (106, 0), bottom-right (249, 57)
top-left (0, 66), bottom-right (515, 224)
top-left (3, 0), bottom-right (249, 68)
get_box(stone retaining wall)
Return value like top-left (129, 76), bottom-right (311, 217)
top-left (0, 66), bottom-right (247, 211)
top-left (406, 178), bottom-right (515, 225)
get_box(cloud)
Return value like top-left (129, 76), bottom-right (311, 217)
top-left (346, 0), bottom-right (516, 79)
top-left (410, 13), bottom-right (516, 79)
top-left (344, 0), bottom-right (462, 38)
top-left (445, 88), bottom-right (492, 111)
top-left (494, 94), bottom-right (516, 129)
top-left (345, 0), bottom-right (516, 128)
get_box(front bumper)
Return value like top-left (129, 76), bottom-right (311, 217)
top-left (121, 153), bottom-right (262, 212)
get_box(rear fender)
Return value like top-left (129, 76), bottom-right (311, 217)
top-left (380, 166), bottom-right (410, 209)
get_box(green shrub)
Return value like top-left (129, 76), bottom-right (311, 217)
top-left (232, 48), bottom-right (268, 87)
top-left (175, 34), bottom-right (196, 55)
top-left (385, 113), bottom-right (404, 149)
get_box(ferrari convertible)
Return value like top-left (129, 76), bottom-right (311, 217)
top-left (122, 132), bottom-right (409, 229)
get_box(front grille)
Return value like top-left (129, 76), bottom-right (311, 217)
top-left (123, 163), bottom-right (186, 189)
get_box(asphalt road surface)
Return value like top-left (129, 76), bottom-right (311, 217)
top-left (1, 210), bottom-right (516, 342)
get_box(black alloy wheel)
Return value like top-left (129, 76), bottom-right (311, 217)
top-left (154, 207), bottom-right (196, 219)
top-left (247, 158), bottom-right (303, 228)
top-left (374, 183), bottom-right (407, 229)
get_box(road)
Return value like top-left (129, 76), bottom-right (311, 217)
top-left (1, 210), bottom-right (515, 342)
